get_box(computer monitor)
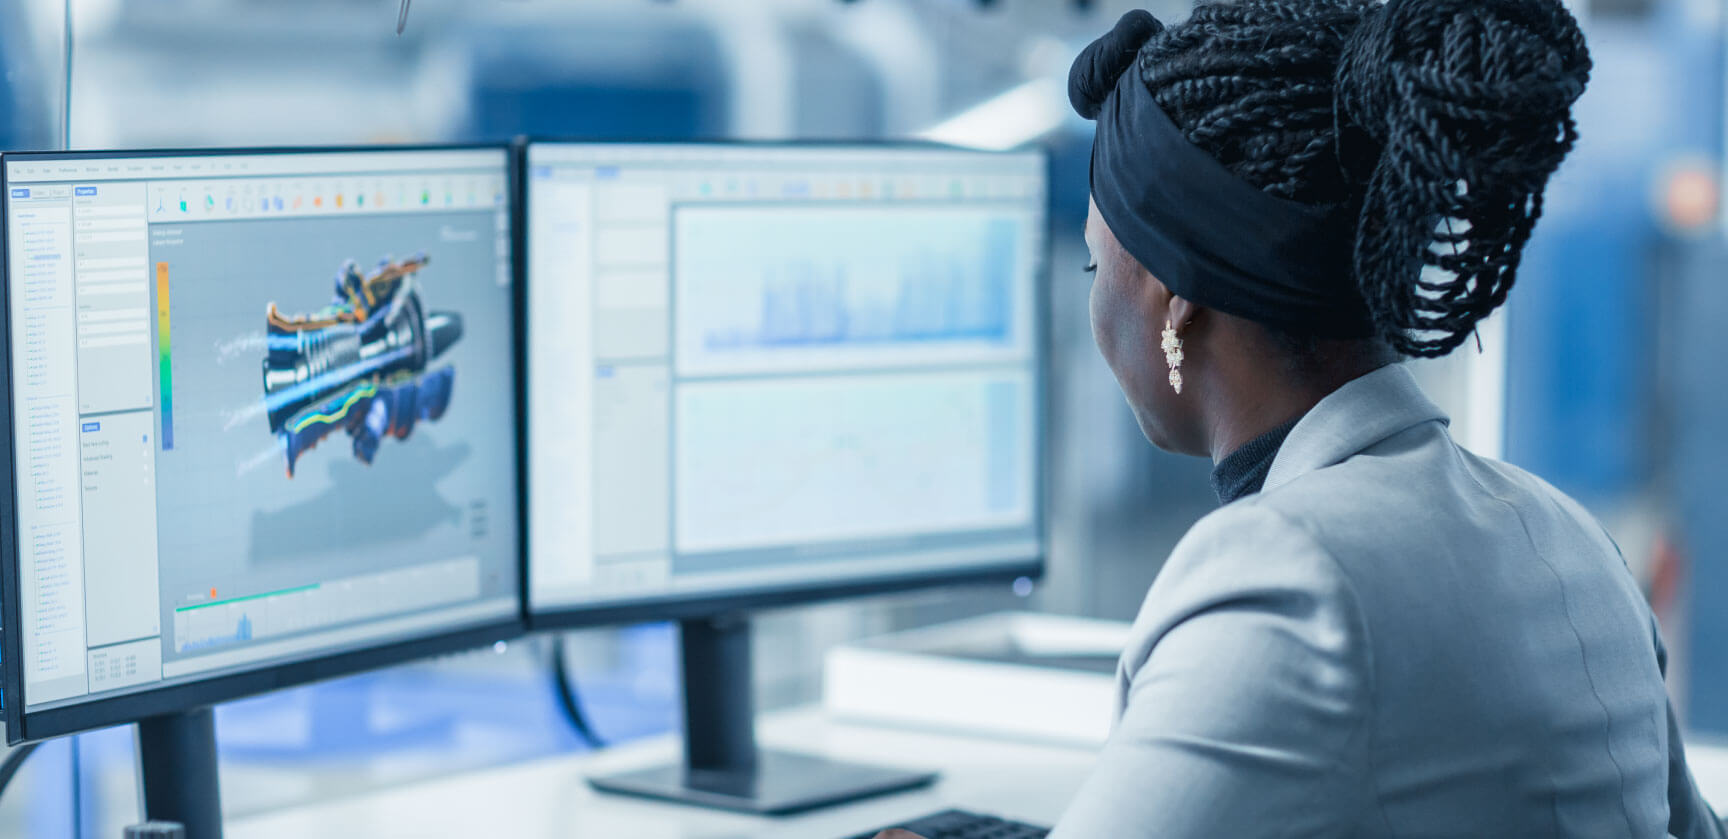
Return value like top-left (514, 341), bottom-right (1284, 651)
top-left (0, 146), bottom-right (523, 837)
top-left (523, 141), bottom-right (1048, 814)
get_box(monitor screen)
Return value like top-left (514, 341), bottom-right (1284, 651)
top-left (525, 143), bottom-right (1046, 615)
top-left (2, 148), bottom-right (520, 717)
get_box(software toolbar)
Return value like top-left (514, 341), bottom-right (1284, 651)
top-left (131, 173), bottom-right (506, 222)
top-left (5, 150), bottom-right (501, 182)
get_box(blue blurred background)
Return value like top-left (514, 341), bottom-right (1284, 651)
top-left (0, 0), bottom-right (1725, 835)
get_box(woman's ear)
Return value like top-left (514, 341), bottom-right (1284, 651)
top-left (1167, 295), bottom-right (1201, 330)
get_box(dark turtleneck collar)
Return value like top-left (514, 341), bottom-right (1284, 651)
top-left (1210, 416), bottom-right (1303, 505)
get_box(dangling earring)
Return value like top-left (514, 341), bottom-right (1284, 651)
top-left (1161, 320), bottom-right (1184, 394)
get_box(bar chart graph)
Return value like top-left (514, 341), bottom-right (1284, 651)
top-left (176, 598), bottom-right (266, 653)
top-left (704, 224), bottom-right (1014, 348)
top-left (673, 205), bottom-right (1033, 377)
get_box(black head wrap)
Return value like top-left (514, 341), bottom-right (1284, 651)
top-left (1071, 2), bottom-right (1590, 354)
top-left (1067, 11), bottom-right (1162, 120)
top-left (1071, 10), bottom-right (1373, 338)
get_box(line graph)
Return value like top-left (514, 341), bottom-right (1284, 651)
top-left (673, 370), bottom-right (1035, 554)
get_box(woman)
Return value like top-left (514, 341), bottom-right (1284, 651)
top-left (902, 1), bottom-right (1727, 836)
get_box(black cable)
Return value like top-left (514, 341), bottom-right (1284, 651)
top-left (70, 737), bottom-right (82, 837)
top-left (550, 634), bottom-right (607, 750)
top-left (0, 743), bottom-right (40, 802)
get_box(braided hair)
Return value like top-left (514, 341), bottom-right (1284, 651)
top-left (1135, 0), bottom-right (1591, 357)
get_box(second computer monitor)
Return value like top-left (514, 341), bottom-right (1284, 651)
top-left (525, 143), bottom-right (1046, 619)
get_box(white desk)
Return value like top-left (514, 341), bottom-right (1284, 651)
top-left (1687, 738), bottom-right (1728, 810)
top-left (228, 707), bottom-right (1097, 839)
top-left (229, 707), bottom-right (1728, 838)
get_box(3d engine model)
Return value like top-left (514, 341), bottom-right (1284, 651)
top-left (262, 253), bottom-right (462, 477)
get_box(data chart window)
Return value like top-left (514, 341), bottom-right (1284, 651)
top-left (526, 144), bottom-right (1046, 611)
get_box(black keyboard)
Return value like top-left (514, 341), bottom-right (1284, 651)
top-left (844, 808), bottom-right (1051, 839)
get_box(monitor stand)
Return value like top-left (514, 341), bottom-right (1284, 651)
top-left (136, 707), bottom-right (224, 839)
top-left (588, 615), bottom-right (937, 815)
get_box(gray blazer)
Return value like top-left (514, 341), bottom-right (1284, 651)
top-left (1050, 365), bottom-right (1723, 838)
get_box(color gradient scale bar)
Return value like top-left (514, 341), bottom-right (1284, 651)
top-left (156, 261), bottom-right (173, 450)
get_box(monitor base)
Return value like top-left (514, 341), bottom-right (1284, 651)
top-left (584, 616), bottom-right (937, 816)
top-left (588, 749), bottom-right (936, 815)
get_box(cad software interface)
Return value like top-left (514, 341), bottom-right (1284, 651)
top-left (527, 144), bottom-right (1045, 610)
top-left (5, 149), bottom-right (519, 711)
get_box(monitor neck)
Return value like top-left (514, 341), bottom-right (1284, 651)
top-left (680, 615), bottom-right (756, 774)
top-left (136, 707), bottom-right (223, 839)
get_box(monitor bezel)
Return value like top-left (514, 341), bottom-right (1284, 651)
top-left (517, 138), bottom-right (1052, 633)
top-left (0, 144), bottom-right (527, 744)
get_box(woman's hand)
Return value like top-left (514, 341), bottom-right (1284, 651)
top-left (873, 831), bottom-right (928, 839)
